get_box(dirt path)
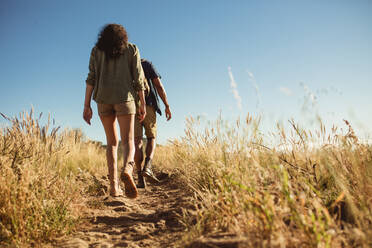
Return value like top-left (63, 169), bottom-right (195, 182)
top-left (55, 173), bottom-right (192, 248)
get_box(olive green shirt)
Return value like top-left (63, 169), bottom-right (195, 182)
top-left (86, 43), bottom-right (146, 104)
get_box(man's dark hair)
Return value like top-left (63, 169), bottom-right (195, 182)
top-left (96, 24), bottom-right (128, 59)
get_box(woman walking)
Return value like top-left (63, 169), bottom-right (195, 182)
top-left (83, 24), bottom-right (146, 199)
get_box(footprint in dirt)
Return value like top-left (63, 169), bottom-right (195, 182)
top-left (104, 200), bottom-right (125, 207)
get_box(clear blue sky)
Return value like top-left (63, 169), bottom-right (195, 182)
top-left (0, 0), bottom-right (371, 144)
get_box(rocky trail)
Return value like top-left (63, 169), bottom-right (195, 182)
top-left (55, 173), bottom-right (193, 248)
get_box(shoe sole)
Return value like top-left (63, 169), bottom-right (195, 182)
top-left (121, 173), bottom-right (138, 199)
top-left (142, 171), bottom-right (160, 183)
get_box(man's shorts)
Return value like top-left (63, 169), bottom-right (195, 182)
top-left (134, 105), bottom-right (157, 138)
top-left (97, 101), bottom-right (136, 116)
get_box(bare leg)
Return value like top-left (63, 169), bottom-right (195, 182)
top-left (145, 137), bottom-right (156, 160)
top-left (117, 114), bottom-right (135, 166)
top-left (99, 115), bottom-right (122, 196)
top-left (142, 137), bottom-right (160, 182)
top-left (117, 114), bottom-right (138, 198)
top-left (135, 137), bottom-right (146, 188)
top-left (134, 137), bottom-right (144, 172)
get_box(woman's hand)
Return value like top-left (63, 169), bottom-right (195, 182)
top-left (137, 90), bottom-right (146, 123)
top-left (83, 106), bottom-right (92, 125)
top-left (83, 84), bottom-right (94, 125)
top-left (137, 104), bottom-right (146, 123)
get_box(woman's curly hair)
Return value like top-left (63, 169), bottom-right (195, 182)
top-left (96, 24), bottom-right (128, 59)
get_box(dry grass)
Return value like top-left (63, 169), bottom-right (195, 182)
top-left (1, 108), bottom-right (371, 247)
top-left (0, 109), bottom-right (107, 247)
top-left (154, 114), bottom-right (372, 247)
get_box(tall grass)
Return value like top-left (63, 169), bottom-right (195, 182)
top-left (154, 114), bottom-right (372, 247)
top-left (0, 109), bottom-right (107, 247)
top-left (2, 108), bottom-right (371, 247)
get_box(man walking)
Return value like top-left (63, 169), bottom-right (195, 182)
top-left (134, 58), bottom-right (171, 188)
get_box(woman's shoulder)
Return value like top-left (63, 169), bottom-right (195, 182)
top-left (90, 46), bottom-right (100, 55)
top-left (90, 46), bottom-right (105, 60)
top-left (127, 42), bottom-right (137, 49)
top-left (126, 43), bottom-right (139, 54)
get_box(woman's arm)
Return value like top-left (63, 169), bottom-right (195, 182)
top-left (129, 44), bottom-right (147, 122)
top-left (137, 90), bottom-right (146, 122)
top-left (83, 84), bottom-right (94, 125)
top-left (84, 47), bottom-right (96, 125)
top-left (130, 45), bottom-right (146, 93)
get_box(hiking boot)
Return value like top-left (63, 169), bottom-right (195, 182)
top-left (141, 158), bottom-right (160, 183)
top-left (120, 161), bottom-right (138, 199)
top-left (137, 171), bottom-right (146, 188)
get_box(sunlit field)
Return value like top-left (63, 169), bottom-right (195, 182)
top-left (1, 109), bottom-right (371, 247)
top-left (0, 109), bottom-right (108, 247)
top-left (154, 114), bottom-right (372, 247)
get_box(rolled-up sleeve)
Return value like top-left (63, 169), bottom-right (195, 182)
top-left (131, 45), bottom-right (146, 92)
top-left (86, 47), bottom-right (96, 86)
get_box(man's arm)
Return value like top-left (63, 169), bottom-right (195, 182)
top-left (152, 77), bottom-right (171, 121)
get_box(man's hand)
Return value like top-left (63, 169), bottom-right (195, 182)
top-left (83, 106), bottom-right (92, 125)
top-left (152, 78), bottom-right (171, 121)
top-left (165, 106), bottom-right (172, 121)
top-left (138, 104), bottom-right (146, 123)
